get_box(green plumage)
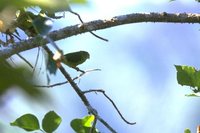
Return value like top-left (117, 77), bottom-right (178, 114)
top-left (62, 51), bottom-right (90, 68)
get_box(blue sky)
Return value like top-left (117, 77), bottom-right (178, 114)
top-left (2, 0), bottom-right (200, 133)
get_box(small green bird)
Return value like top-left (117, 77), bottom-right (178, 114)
top-left (61, 51), bottom-right (90, 68)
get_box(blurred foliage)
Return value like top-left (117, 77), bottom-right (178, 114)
top-left (0, 0), bottom-right (88, 99)
top-left (16, 8), bottom-right (53, 37)
top-left (0, 59), bottom-right (47, 101)
top-left (184, 128), bottom-right (191, 133)
top-left (0, 0), bottom-right (68, 12)
top-left (10, 111), bottom-right (62, 132)
top-left (0, 0), bottom-right (88, 35)
top-left (69, 0), bottom-right (87, 4)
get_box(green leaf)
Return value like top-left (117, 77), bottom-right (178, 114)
top-left (71, 119), bottom-right (84, 133)
top-left (82, 115), bottom-right (95, 127)
top-left (175, 65), bottom-right (196, 88)
top-left (70, 115), bottom-right (99, 133)
top-left (185, 93), bottom-right (200, 97)
top-left (184, 128), bottom-right (191, 133)
top-left (0, 0), bottom-right (69, 12)
top-left (10, 114), bottom-right (40, 131)
top-left (175, 65), bottom-right (200, 94)
top-left (42, 111), bottom-right (62, 133)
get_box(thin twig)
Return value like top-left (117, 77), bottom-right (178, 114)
top-left (35, 69), bottom-right (101, 88)
top-left (35, 81), bottom-right (67, 88)
top-left (8, 33), bottom-right (34, 69)
top-left (69, 10), bottom-right (108, 42)
top-left (83, 89), bottom-right (136, 125)
top-left (16, 53), bottom-right (33, 68)
top-left (32, 47), bottom-right (41, 74)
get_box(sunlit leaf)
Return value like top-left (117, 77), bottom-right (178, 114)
top-left (82, 115), bottom-right (95, 127)
top-left (70, 115), bottom-right (99, 133)
top-left (42, 111), bottom-right (62, 133)
top-left (185, 93), bottom-right (200, 97)
top-left (10, 114), bottom-right (40, 131)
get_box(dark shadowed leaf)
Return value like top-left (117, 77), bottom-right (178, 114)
top-left (10, 114), bottom-right (39, 131)
top-left (42, 111), bottom-right (62, 133)
top-left (175, 65), bottom-right (196, 87)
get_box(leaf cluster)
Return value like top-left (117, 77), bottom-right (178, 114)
top-left (10, 111), bottom-right (62, 133)
top-left (175, 65), bottom-right (200, 96)
top-left (10, 111), bottom-right (98, 133)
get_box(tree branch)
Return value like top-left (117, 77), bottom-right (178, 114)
top-left (34, 69), bottom-right (101, 88)
top-left (42, 46), bottom-right (117, 133)
top-left (1, 12), bottom-right (200, 58)
top-left (83, 89), bottom-right (136, 125)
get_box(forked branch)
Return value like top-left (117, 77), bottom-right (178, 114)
top-left (42, 46), bottom-right (117, 133)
